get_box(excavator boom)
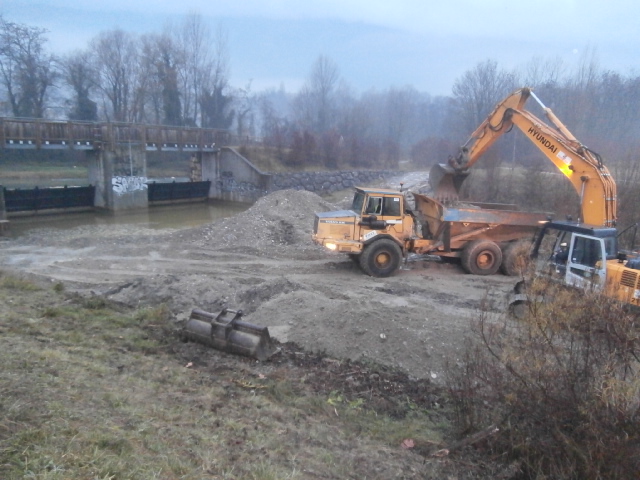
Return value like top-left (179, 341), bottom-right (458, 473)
top-left (430, 87), bottom-right (617, 227)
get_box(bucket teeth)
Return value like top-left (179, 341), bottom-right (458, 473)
top-left (184, 308), bottom-right (279, 361)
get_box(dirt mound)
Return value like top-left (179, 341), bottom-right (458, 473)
top-left (186, 189), bottom-right (339, 257)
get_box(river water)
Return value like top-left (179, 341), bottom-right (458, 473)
top-left (4, 200), bottom-right (250, 238)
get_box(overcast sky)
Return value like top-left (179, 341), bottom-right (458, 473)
top-left (2, 1), bottom-right (638, 95)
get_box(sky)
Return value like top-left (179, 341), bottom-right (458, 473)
top-left (1, 0), bottom-right (639, 96)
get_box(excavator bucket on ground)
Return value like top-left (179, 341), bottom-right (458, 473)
top-left (184, 308), bottom-right (278, 361)
top-left (428, 163), bottom-right (470, 202)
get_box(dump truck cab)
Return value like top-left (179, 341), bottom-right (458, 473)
top-left (313, 186), bottom-right (548, 278)
top-left (312, 187), bottom-right (413, 276)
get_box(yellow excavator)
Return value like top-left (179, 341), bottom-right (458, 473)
top-left (430, 87), bottom-right (639, 308)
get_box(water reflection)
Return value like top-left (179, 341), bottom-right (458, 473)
top-left (5, 200), bottom-right (250, 238)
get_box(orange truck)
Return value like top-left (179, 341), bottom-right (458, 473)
top-left (312, 186), bottom-right (547, 277)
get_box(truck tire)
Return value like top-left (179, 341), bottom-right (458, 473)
top-left (461, 240), bottom-right (502, 276)
top-left (359, 239), bottom-right (402, 277)
top-left (500, 241), bottom-right (531, 276)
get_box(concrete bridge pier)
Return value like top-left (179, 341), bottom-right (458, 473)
top-left (87, 148), bottom-right (149, 211)
top-left (193, 151), bottom-right (222, 199)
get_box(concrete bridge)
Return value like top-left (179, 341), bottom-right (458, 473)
top-left (0, 117), bottom-right (271, 213)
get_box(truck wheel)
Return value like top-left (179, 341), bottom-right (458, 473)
top-left (359, 239), bottom-right (402, 277)
top-left (461, 240), bottom-right (502, 275)
top-left (500, 241), bottom-right (530, 276)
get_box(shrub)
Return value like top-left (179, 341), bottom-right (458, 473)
top-left (446, 279), bottom-right (640, 479)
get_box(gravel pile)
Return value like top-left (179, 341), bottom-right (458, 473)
top-left (187, 189), bottom-right (340, 256)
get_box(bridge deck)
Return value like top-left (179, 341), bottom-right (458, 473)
top-left (0, 118), bottom-right (230, 152)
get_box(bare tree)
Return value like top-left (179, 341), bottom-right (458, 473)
top-left (382, 86), bottom-right (418, 165)
top-left (139, 33), bottom-right (182, 125)
top-left (294, 55), bottom-right (340, 133)
top-left (562, 47), bottom-right (602, 138)
top-left (336, 91), bottom-right (381, 168)
top-left (174, 14), bottom-right (205, 125)
top-left (451, 60), bottom-right (518, 201)
top-left (258, 90), bottom-right (293, 160)
top-left (595, 72), bottom-right (640, 155)
top-left (170, 14), bottom-right (213, 126)
top-left (233, 81), bottom-right (255, 138)
top-left (385, 87), bottom-right (414, 145)
top-left (200, 85), bottom-right (234, 129)
top-left (571, 47), bottom-right (601, 92)
top-left (199, 24), bottom-right (234, 129)
top-left (61, 49), bottom-right (97, 121)
top-left (138, 35), bottom-right (162, 125)
top-left (452, 59), bottom-right (518, 133)
top-left (90, 29), bottom-right (140, 122)
top-left (522, 56), bottom-right (565, 89)
top-left (0, 16), bottom-right (57, 118)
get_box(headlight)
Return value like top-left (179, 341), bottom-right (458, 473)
top-left (325, 242), bottom-right (337, 251)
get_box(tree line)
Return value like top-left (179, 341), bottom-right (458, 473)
top-left (0, 14), bottom-right (231, 128)
top-left (1, 13), bottom-right (639, 178)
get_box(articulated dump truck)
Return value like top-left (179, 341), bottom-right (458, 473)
top-left (312, 186), bottom-right (548, 277)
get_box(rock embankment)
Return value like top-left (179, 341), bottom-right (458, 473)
top-left (270, 170), bottom-right (395, 194)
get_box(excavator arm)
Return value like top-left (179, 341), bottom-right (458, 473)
top-left (430, 87), bottom-right (617, 227)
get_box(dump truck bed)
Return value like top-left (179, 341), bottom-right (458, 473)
top-left (411, 193), bottom-right (548, 254)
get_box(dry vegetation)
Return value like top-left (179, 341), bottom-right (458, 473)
top-left (446, 276), bottom-right (640, 479)
top-left (5, 267), bottom-right (638, 479)
top-left (236, 146), bottom-right (293, 173)
top-left (0, 271), bottom-right (475, 480)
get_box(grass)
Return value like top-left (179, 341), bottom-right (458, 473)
top-left (0, 272), bottom-right (445, 479)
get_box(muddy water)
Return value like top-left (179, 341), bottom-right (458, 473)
top-left (5, 200), bottom-right (250, 238)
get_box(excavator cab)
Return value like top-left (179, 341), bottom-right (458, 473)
top-left (510, 222), bottom-right (618, 317)
top-left (532, 221), bottom-right (616, 290)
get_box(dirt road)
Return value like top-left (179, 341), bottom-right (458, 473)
top-left (0, 175), bottom-right (515, 380)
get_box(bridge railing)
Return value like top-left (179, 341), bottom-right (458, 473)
top-left (0, 117), bottom-right (231, 151)
top-left (0, 118), bottom-right (96, 149)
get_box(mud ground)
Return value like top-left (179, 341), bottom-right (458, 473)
top-left (0, 173), bottom-right (517, 383)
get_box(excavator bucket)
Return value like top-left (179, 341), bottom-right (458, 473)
top-left (184, 308), bottom-right (279, 361)
top-left (428, 163), bottom-right (470, 202)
